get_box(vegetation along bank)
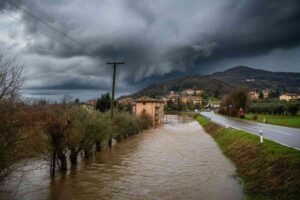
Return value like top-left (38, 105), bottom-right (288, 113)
top-left (196, 115), bottom-right (300, 200)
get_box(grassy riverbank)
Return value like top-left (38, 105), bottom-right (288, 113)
top-left (196, 115), bottom-right (300, 200)
top-left (244, 114), bottom-right (300, 128)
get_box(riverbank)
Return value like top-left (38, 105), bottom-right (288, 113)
top-left (244, 114), bottom-right (300, 128)
top-left (1, 115), bottom-right (244, 200)
top-left (196, 115), bottom-right (300, 200)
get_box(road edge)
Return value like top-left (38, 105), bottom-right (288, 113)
top-left (195, 114), bottom-right (300, 200)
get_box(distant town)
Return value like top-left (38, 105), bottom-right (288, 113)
top-left (82, 88), bottom-right (300, 127)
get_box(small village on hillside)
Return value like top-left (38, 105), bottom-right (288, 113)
top-left (83, 88), bottom-right (300, 127)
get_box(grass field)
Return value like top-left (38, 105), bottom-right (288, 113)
top-left (244, 114), bottom-right (300, 128)
top-left (196, 115), bottom-right (300, 200)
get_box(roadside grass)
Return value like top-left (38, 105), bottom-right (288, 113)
top-left (196, 115), bottom-right (300, 200)
top-left (244, 114), bottom-right (300, 128)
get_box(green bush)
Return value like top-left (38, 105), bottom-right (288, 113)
top-left (140, 111), bottom-right (153, 129)
top-left (247, 100), bottom-right (300, 116)
top-left (112, 112), bottom-right (143, 142)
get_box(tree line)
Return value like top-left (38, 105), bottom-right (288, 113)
top-left (247, 101), bottom-right (299, 116)
top-left (219, 88), bottom-right (299, 117)
top-left (165, 99), bottom-right (202, 112)
top-left (0, 51), bottom-right (151, 189)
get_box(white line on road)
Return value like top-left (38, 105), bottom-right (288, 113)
top-left (201, 112), bottom-right (299, 151)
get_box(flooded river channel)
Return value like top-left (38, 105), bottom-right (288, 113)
top-left (2, 115), bottom-right (244, 200)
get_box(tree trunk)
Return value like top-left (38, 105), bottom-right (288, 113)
top-left (69, 148), bottom-right (78, 165)
top-left (51, 149), bottom-right (56, 177)
top-left (116, 135), bottom-right (122, 143)
top-left (108, 138), bottom-right (112, 149)
top-left (84, 150), bottom-right (90, 159)
top-left (58, 151), bottom-right (67, 172)
top-left (95, 140), bottom-right (101, 152)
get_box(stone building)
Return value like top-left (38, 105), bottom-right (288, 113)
top-left (279, 93), bottom-right (300, 101)
top-left (248, 91), bottom-right (259, 100)
top-left (182, 89), bottom-right (195, 96)
top-left (262, 89), bottom-right (270, 99)
top-left (181, 96), bottom-right (202, 105)
top-left (195, 90), bottom-right (204, 96)
top-left (132, 97), bottom-right (165, 126)
top-left (118, 97), bottom-right (133, 105)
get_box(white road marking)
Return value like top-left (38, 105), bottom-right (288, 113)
top-left (200, 112), bottom-right (300, 151)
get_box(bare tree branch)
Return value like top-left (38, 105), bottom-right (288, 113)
top-left (0, 51), bottom-right (24, 101)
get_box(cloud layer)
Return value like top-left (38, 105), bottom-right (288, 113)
top-left (1, 0), bottom-right (300, 99)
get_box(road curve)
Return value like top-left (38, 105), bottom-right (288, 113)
top-left (200, 111), bottom-right (300, 150)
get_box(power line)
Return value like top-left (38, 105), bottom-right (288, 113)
top-left (3, 0), bottom-right (93, 54)
top-left (0, 10), bottom-right (81, 51)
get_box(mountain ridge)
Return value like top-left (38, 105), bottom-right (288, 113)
top-left (131, 66), bottom-right (300, 98)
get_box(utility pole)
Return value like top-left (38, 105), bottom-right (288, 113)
top-left (106, 62), bottom-right (125, 149)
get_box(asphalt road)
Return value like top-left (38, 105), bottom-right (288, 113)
top-left (200, 111), bottom-right (300, 150)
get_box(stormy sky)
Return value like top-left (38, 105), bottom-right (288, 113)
top-left (1, 0), bottom-right (300, 100)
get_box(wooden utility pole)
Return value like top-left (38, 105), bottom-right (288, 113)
top-left (107, 62), bottom-right (125, 149)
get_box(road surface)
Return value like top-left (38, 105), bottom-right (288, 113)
top-left (200, 111), bottom-right (300, 150)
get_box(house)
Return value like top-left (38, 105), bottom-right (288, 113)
top-left (86, 99), bottom-right (96, 106)
top-left (165, 93), bottom-right (180, 104)
top-left (81, 99), bottom-right (97, 111)
top-left (195, 90), bottom-right (204, 96)
top-left (169, 91), bottom-right (175, 96)
top-left (262, 89), bottom-right (270, 99)
top-left (160, 97), bottom-right (168, 105)
top-left (118, 97), bottom-right (133, 105)
top-left (279, 93), bottom-right (300, 101)
top-left (132, 97), bottom-right (165, 126)
top-left (181, 96), bottom-right (202, 105)
top-left (182, 89), bottom-right (195, 96)
top-left (248, 91), bottom-right (259, 100)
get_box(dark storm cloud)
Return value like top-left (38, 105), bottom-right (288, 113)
top-left (169, 0), bottom-right (300, 72)
top-left (215, 0), bottom-right (300, 55)
top-left (1, 0), bottom-right (300, 96)
top-left (0, 0), bottom-right (21, 11)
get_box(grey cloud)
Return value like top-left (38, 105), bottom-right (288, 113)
top-left (1, 0), bottom-right (300, 99)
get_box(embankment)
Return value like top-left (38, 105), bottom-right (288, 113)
top-left (196, 115), bottom-right (300, 200)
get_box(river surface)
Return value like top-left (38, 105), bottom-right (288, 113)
top-left (2, 115), bottom-right (244, 200)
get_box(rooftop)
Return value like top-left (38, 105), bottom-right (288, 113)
top-left (281, 93), bottom-right (299, 96)
top-left (135, 96), bottom-right (165, 102)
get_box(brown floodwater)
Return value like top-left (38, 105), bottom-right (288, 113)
top-left (2, 115), bottom-right (244, 200)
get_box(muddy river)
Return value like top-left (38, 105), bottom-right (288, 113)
top-left (2, 115), bottom-right (244, 200)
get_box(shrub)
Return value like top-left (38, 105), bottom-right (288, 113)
top-left (253, 115), bottom-right (258, 120)
top-left (140, 111), bottom-right (153, 129)
top-left (193, 113), bottom-right (200, 119)
top-left (112, 112), bottom-right (143, 142)
top-left (287, 103), bottom-right (299, 116)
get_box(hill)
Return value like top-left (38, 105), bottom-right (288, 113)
top-left (132, 66), bottom-right (300, 97)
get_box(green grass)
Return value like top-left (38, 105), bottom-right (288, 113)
top-left (244, 114), bottom-right (300, 128)
top-left (196, 115), bottom-right (300, 200)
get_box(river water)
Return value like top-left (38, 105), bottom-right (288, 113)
top-left (2, 115), bottom-right (244, 200)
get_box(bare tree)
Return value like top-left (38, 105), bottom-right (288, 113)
top-left (0, 51), bottom-right (25, 189)
top-left (0, 51), bottom-right (24, 100)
